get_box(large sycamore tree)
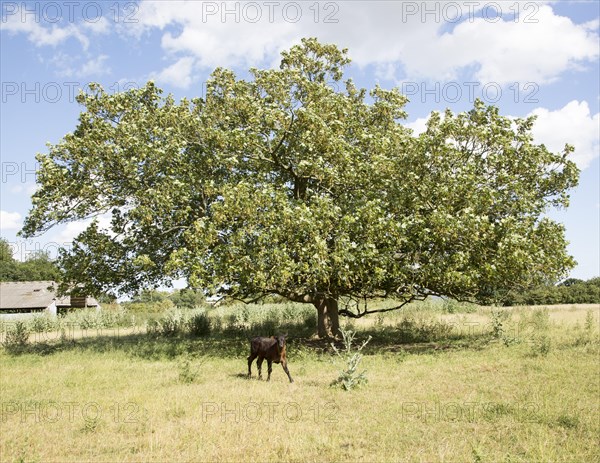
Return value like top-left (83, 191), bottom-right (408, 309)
top-left (21, 39), bottom-right (579, 337)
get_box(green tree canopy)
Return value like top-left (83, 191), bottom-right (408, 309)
top-left (0, 239), bottom-right (14, 263)
top-left (0, 238), bottom-right (60, 282)
top-left (20, 38), bottom-right (579, 337)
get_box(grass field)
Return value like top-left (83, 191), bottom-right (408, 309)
top-left (1, 302), bottom-right (599, 462)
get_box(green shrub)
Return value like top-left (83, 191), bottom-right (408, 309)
top-left (178, 357), bottom-right (199, 383)
top-left (157, 310), bottom-right (187, 337)
top-left (73, 310), bottom-right (100, 330)
top-left (170, 288), bottom-right (205, 309)
top-left (489, 310), bottom-right (522, 345)
top-left (227, 305), bottom-right (252, 330)
top-left (188, 312), bottom-right (211, 337)
top-left (530, 334), bottom-right (551, 357)
top-left (253, 319), bottom-right (278, 336)
top-left (4, 321), bottom-right (30, 353)
top-left (209, 315), bottom-right (223, 333)
top-left (146, 309), bottom-right (189, 337)
top-left (281, 303), bottom-right (302, 321)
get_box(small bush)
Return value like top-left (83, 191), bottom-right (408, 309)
top-left (530, 334), bottom-right (551, 357)
top-left (223, 306), bottom-right (251, 332)
top-left (158, 310), bottom-right (187, 337)
top-left (4, 321), bottom-right (30, 353)
top-left (123, 299), bottom-right (175, 315)
top-left (489, 310), bottom-right (521, 345)
top-left (188, 312), bottom-right (211, 337)
top-left (178, 357), bottom-right (199, 383)
top-left (74, 310), bottom-right (100, 330)
top-left (100, 307), bottom-right (132, 328)
top-left (147, 310), bottom-right (188, 337)
top-left (281, 303), bottom-right (300, 322)
top-left (210, 315), bottom-right (223, 333)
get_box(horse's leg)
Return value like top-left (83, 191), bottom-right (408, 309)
top-left (282, 360), bottom-right (294, 383)
top-left (247, 353), bottom-right (257, 378)
top-left (257, 357), bottom-right (264, 380)
top-left (267, 360), bottom-right (273, 381)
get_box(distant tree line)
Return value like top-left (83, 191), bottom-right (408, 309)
top-left (0, 238), bottom-right (60, 282)
top-left (122, 288), bottom-right (205, 312)
top-left (501, 277), bottom-right (600, 306)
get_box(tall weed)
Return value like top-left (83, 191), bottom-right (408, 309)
top-left (330, 329), bottom-right (372, 391)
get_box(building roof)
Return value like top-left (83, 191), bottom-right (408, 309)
top-left (0, 281), bottom-right (98, 310)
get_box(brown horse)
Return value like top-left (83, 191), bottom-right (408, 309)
top-left (247, 334), bottom-right (293, 383)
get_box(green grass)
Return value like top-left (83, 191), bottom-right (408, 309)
top-left (1, 303), bottom-right (598, 462)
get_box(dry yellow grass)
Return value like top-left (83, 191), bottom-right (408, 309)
top-left (1, 304), bottom-right (598, 462)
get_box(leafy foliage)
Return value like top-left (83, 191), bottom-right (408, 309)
top-left (170, 288), bottom-right (205, 309)
top-left (3, 321), bottom-right (30, 353)
top-left (0, 239), bottom-right (60, 282)
top-left (187, 312), bottom-right (212, 337)
top-left (19, 39), bottom-right (579, 327)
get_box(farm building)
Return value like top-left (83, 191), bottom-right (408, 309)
top-left (0, 281), bottom-right (99, 319)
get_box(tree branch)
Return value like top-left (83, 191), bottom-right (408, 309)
top-left (337, 294), bottom-right (431, 318)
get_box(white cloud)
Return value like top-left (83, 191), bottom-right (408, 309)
top-left (0, 211), bottom-right (22, 231)
top-left (406, 117), bottom-right (429, 136)
top-left (52, 215), bottom-right (112, 245)
top-left (82, 17), bottom-right (110, 35)
top-left (149, 56), bottom-right (196, 89)
top-left (79, 55), bottom-right (111, 77)
top-left (404, 5), bottom-right (599, 85)
top-left (53, 220), bottom-right (90, 245)
top-left (55, 54), bottom-right (111, 79)
top-left (128, 1), bottom-right (598, 86)
top-left (1, 5), bottom-right (111, 60)
top-left (4, 1), bottom-right (596, 85)
top-left (1, 10), bottom-right (90, 49)
top-left (129, 1), bottom-right (424, 70)
top-left (9, 183), bottom-right (38, 196)
top-left (528, 100), bottom-right (600, 169)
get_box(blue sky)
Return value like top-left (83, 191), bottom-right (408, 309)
top-left (1, 0), bottom-right (599, 281)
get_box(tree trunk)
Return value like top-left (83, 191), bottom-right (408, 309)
top-left (314, 297), bottom-right (341, 338)
top-left (315, 298), bottom-right (328, 338)
top-left (326, 298), bottom-right (341, 338)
